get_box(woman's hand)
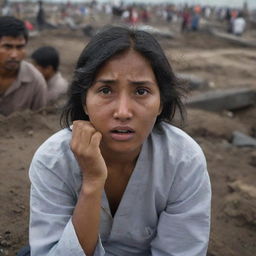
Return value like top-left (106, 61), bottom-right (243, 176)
top-left (71, 121), bottom-right (107, 254)
top-left (70, 120), bottom-right (107, 186)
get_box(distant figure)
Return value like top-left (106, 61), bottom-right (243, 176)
top-left (191, 8), bottom-right (201, 31)
top-left (31, 46), bottom-right (68, 104)
top-left (141, 8), bottom-right (149, 23)
top-left (128, 7), bottom-right (139, 25)
top-left (36, 0), bottom-right (45, 30)
top-left (0, 16), bottom-right (47, 116)
top-left (181, 8), bottom-right (191, 32)
top-left (233, 12), bottom-right (246, 36)
top-left (166, 7), bottom-right (173, 23)
top-left (191, 14), bottom-right (200, 31)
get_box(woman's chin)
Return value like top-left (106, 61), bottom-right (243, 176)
top-left (100, 141), bottom-right (141, 157)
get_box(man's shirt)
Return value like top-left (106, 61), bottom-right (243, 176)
top-left (47, 72), bottom-right (68, 103)
top-left (0, 61), bottom-right (47, 116)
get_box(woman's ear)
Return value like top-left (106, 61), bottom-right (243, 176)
top-left (83, 106), bottom-right (88, 115)
top-left (158, 104), bottom-right (163, 115)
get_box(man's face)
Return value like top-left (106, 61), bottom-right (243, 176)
top-left (0, 36), bottom-right (26, 73)
top-left (32, 61), bottom-right (53, 81)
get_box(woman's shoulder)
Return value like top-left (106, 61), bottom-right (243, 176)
top-left (29, 128), bottom-right (81, 196)
top-left (30, 128), bottom-right (79, 177)
top-left (32, 128), bottom-right (73, 163)
top-left (151, 122), bottom-right (204, 159)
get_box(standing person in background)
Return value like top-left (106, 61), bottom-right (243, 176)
top-left (36, 0), bottom-right (45, 31)
top-left (28, 25), bottom-right (211, 256)
top-left (0, 16), bottom-right (47, 116)
top-left (233, 12), bottom-right (246, 36)
top-left (181, 7), bottom-right (191, 32)
top-left (31, 46), bottom-right (68, 104)
top-left (191, 5), bottom-right (201, 31)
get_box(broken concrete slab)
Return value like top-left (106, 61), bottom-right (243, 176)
top-left (210, 29), bottom-right (256, 48)
top-left (186, 88), bottom-right (256, 112)
top-left (177, 73), bottom-right (209, 90)
top-left (232, 131), bottom-right (256, 147)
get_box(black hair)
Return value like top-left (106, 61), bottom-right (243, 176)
top-left (0, 16), bottom-right (28, 42)
top-left (31, 46), bottom-right (60, 71)
top-left (61, 25), bottom-right (186, 128)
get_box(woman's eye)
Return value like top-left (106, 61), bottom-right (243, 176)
top-left (99, 87), bottom-right (111, 94)
top-left (136, 88), bottom-right (149, 96)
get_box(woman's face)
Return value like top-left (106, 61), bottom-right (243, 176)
top-left (85, 50), bottom-right (162, 156)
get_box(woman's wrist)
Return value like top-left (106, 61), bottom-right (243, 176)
top-left (80, 178), bottom-right (106, 195)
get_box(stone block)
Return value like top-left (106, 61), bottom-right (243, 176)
top-left (187, 88), bottom-right (256, 112)
top-left (232, 131), bottom-right (256, 147)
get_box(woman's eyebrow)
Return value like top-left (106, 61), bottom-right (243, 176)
top-left (95, 79), bottom-right (116, 84)
top-left (129, 80), bottom-right (155, 86)
top-left (95, 79), bottom-right (155, 85)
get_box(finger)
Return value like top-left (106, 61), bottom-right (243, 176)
top-left (71, 121), bottom-right (95, 151)
top-left (72, 120), bottom-right (95, 138)
top-left (71, 121), bottom-right (86, 149)
top-left (90, 131), bottom-right (102, 149)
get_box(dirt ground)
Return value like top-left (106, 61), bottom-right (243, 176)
top-left (0, 21), bottom-right (256, 256)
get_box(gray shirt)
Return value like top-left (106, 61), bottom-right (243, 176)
top-left (0, 61), bottom-right (47, 116)
top-left (47, 72), bottom-right (68, 103)
top-left (29, 122), bottom-right (211, 256)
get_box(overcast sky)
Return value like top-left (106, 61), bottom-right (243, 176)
top-left (10, 0), bottom-right (256, 9)
top-left (104, 0), bottom-right (253, 9)
top-left (121, 0), bottom-right (254, 9)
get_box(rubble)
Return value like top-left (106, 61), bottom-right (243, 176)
top-left (210, 29), bottom-right (256, 48)
top-left (177, 73), bottom-right (209, 90)
top-left (225, 180), bottom-right (256, 226)
top-left (232, 131), bottom-right (256, 147)
top-left (187, 88), bottom-right (256, 112)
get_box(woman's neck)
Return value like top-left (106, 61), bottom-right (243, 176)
top-left (100, 147), bottom-right (141, 174)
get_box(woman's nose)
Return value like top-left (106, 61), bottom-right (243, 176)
top-left (113, 94), bottom-right (133, 121)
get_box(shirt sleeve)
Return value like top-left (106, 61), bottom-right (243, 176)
top-left (29, 149), bottom-right (105, 256)
top-left (150, 152), bottom-right (211, 256)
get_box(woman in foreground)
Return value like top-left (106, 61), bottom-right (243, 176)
top-left (29, 25), bottom-right (211, 256)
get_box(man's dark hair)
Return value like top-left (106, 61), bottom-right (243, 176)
top-left (31, 46), bottom-right (60, 71)
top-left (0, 16), bottom-right (28, 42)
top-left (61, 25), bottom-right (186, 128)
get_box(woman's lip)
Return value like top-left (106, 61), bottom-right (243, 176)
top-left (109, 132), bottom-right (135, 141)
top-left (110, 126), bottom-right (135, 132)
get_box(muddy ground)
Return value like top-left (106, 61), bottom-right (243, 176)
top-left (0, 20), bottom-right (256, 256)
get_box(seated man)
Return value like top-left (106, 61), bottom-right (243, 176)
top-left (0, 16), bottom-right (47, 116)
top-left (31, 46), bottom-right (68, 104)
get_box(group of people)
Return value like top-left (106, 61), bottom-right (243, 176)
top-left (1, 15), bottom-right (211, 256)
top-left (0, 16), bottom-right (68, 116)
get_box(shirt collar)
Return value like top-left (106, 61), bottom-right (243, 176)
top-left (3, 61), bottom-right (33, 97)
top-left (16, 60), bottom-right (34, 83)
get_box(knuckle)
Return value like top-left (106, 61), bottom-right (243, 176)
top-left (70, 141), bottom-right (78, 154)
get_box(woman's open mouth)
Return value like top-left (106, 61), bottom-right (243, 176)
top-left (110, 127), bottom-right (135, 141)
